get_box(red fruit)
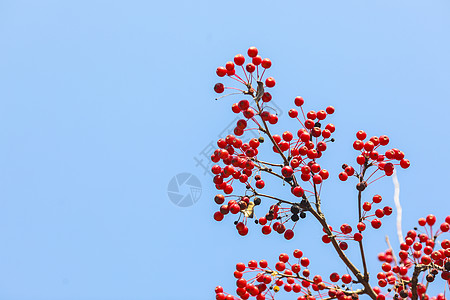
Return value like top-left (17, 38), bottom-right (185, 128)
top-left (294, 96), bottom-right (304, 106)
top-left (354, 233), bottom-right (363, 241)
top-left (373, 195), bottom-right (382, 203)
top-left (357, 222), bottom-right (366, 231)
top-left (339, 172), bottom-right (348, 181)
top-left (364, 141), bottom-right (374, 151)
top-left (289, 109), bottom-right (298, 118)
top-left (326, 106), bottom-right (335, 114)
top-left (339, 242), bottom-right (348, 250)
top-left (265, 77), bottom-right (276, 88)
top-left (319, 169), bottom-right (329, 180)
top-left (300, 257), bottom-right (310, 267)
top-left (293, 249), bottom-right (303, 258)
top-left (255, 180), bottom-right (265, 189)
top-left (371, 219), bottom-right (382, 229)
top-left (214, 83), bottom-right (225, 93)
top-left (353, 140), bottom-right (364, 150)
top-left (382, 263), bottom-right (391, 272)
top-left (259, 260), bottom-right (268, 268)
top-left (232, 103), bottom-right (241, 113)
top-left (322, 235), bottom-right (330, 243)
top-left (292, 186), bottom-right (304, 197)
top-left (246, 63), bottom-right (256, 73)
top-left (400, 159), bottom-right (410, 169)
top-left (275, 261), bottom-right (285, 271)
top-left (356, 130), bottom-right (367, 140)
top-left (262, 92), bottom-right (272, 102)
top-left (363, 202), bottom-right (372, 211)
top-left (317, 110), bottom-right (327, 120)
top-left (248, 260), bottom-right (258, 269)
top-left (268, 114), bottom-right (278, 124)
top-left (214, 211), bottom-right (224, 221)
top-left (283, 131), bottom-right (293, 141)
top-left (383, 206), bottom-right (393, 216)
top-left (418, 218), bottom-right (426, 226)
top-left (305, 119), bottom-right (315, 129)
top-left (261, 58), bottom-right (272, 68)
top-left (313, 174), bottom-right (322, 184)
top-left (426, 214), bottom-right (436, 226)
top-left (307, 110), bottom-right (317, 120)
top-left (234, 54), bottom-right (245, 66)
top-left (236, 262), bottom-right (246, 272)
top-left (247, 46), bottom-right (258, 57)
top-left (237, 278), bottom-right (247, 288)
top-left (225, 61), bottom-right (235, 71)
top-left (238, 226), bottom-right (248, 236)
top-left (325, 123), bottom-right (335, 133)
top-left (379, 135), bottom-right (389, 146)
top-left (345, 166), bottom-right (355, 176)
top-left (375, 209), bottom-right (384, 218)
top-left (356, 155), bottom-right (366, 165)
top-left (214, 194), bottom-right (225, 204)
top-left (216, 66), bottom-right (227, 77)
top-left (341, 274), bottom-right (352, 284)
top-left (252, 55), bottom-right (262, 65)
top-left (330, 273), bottom-right (340, 282)
top-left (284, 229), bottom-right (294, 240)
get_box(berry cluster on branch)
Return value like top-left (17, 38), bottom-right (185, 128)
top-left (210, 47), bottom-right (449, 300)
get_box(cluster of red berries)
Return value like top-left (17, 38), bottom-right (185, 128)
top-left (374, 215), bottom-right (450, 300)
top-left (339, 130), bottom-right (410, 191)
top-left (211, 47), bottom-right (340, 240)
top-left (213, 193), bottom-right (306, 240)
top-left (215, 249), bottom-right (362, 300)
top-left (211, 48), bottom-right (447, 300)
top-left (214, 46), bottom-right (275, 98)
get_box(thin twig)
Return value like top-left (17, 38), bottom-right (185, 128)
top-left (392, 169), bottom-right (404, 244)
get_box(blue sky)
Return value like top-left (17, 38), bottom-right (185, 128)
top-left (0, 1), bottom-right (449, 299)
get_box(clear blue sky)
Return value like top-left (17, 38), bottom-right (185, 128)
top-left (0, 1), bottom-right (449, 300)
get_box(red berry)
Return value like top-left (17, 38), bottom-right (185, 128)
top-left (265, 77), bottom-right (276, 88)
top-left (300, 257), bottom-right (310, 267)
top-left (294, 96), bottom-right (304, 106)
top-left (246, 63), bottom-right (256, 73)
top-left (252, 55), bottom-right (262, 65)
top-left (371, 219), bottom-right (382, 229)
top-left (261, 58), bottom-right (272, 69)
top-left (339, 172), bottom-right (348, 181)
top-left (293, 249), bottom-right (303, 258)
top-left (357, 222), bottom-right (366, 231)
top-left (341, 274), bottom-right (352, 284)
top-left (284, 229), bottom-right (294, 240)
top-left (426, 214), bottom-right (436, 226)
top-left (216, 66), bottom-right (227, 77)
top-left (356, 130), bottom-right (367, 140)
top-left (326, 106), bottom-right (335, 114)
top-left (289, 109), bottom-right (299, 119)
top-left (354, 233), bottom-right (363, 241)
top-left (214, 211), bottom-right (224, 221)
top-left (214, 83), bottom-right (225, 93)
top-left (262, 92), bottom-right (272, 102)
top-left (307, 110), bottom-right (317, 120)
top-left (247, 46), bottom-right (258, 58)
top-left (339, 242), bottom-right (348, 250)
top-left (234, 54), bottom-right (245, 66)
top-left (373, 195), bottom-right (382, 203)
top-left (400, 159), bottom-right (410, 169)
top-left (317, 110), bottom-right (327, 120)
